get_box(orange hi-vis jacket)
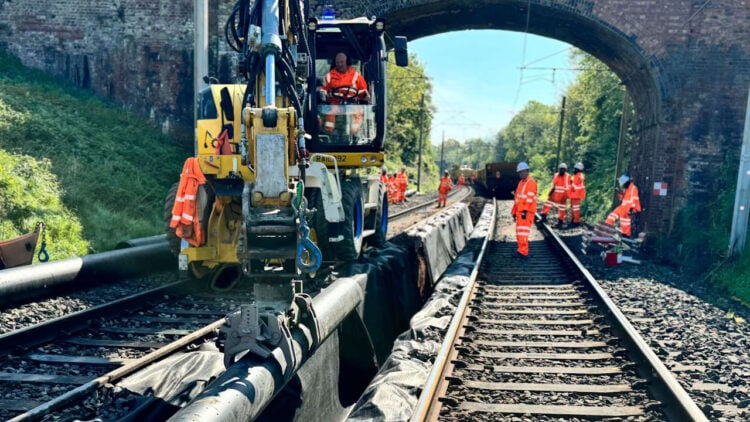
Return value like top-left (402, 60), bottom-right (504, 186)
top-left (512, 177), bottom-right (538, 216)
top-left (396, 171), bottom-right (408, 196)
top-left (439, 176), bottom-right (453, 194)
top-left (380, 174), bottom-right (389, 184)
top-left (320, 66), bottom-right (368, 105)
top-left (552, 173), bottom-right (571, 196)
top-left (618, 183), bottom-right (641, 212)
top-left (568, 172), bottom-right (586, 200)
top-left (170, 158), bottom-right (207, 247)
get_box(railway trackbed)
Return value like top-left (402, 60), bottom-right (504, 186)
top-left (413, 200), bottom-right (706, 421)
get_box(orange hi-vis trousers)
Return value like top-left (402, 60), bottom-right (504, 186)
top-left (606, 206), bottom-right (633, 237)
top-left (571, 199), bottom-right (582, 223)
top-left (515, 212), bottom-right (534, 256)
top-left (542, 192), bottom-right (567, 221)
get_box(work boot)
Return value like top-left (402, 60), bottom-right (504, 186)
top-left (540, 214), bottom-right (548, 223)
top-left (555, 220), bottom-right (564, 229)
top-left (570, 222), bottom-right (580, 228)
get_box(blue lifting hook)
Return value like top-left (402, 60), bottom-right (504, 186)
top-left (293, 182), bottom-right (322, 274)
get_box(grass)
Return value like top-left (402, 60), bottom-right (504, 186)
top-left (0, 51), bottom-right (189, 255)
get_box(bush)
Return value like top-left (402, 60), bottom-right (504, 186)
top-left (0, 150), bottom-right (88, 259)
top-left (0, 51), bottom-right (188, 253)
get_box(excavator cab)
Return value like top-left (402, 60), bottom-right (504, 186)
top-left (306, 18), bottom-right (407, 160)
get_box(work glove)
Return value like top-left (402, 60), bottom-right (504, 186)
top-left (521, 211), bottom-right (528, 219)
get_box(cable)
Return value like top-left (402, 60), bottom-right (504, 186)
top-left (511, 0), bottom-right (533, 111)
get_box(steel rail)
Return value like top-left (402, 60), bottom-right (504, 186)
top-left (539, 220), bottom-right (707, 421)
top-left (411, 206), bottom-right (706, 422)
top-left (0, 280), bottom-right (187, 358)
top-left (9, 310), bottom-right (224, 422)
top-left (411, 199), bottom-right (497, 421)
top-left (389, 186), bottom-right (472, 220)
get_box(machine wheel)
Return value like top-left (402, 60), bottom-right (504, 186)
top-left (164, 182), bottom-right (181, 256)
top-left (336, 178), bottom-right (364, 262)
top-left (366, 182), bottom-right (388, 247)
top-left (305, 188), bottom-right (332, 260)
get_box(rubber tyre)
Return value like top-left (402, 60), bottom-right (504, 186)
top-left (305, 188), bottom-right (332, 260)
top-left (164, 182), bottom-right (181, 256)
top-left (336, 178), bottom-right (364, 262)
top-left (366, 182), bottom-right (388, 247)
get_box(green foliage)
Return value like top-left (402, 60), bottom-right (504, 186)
top-left (487, 52), bottom-right (630, 220)
top-left (0, 51), bottom-right (188, 253)
top-left (0, 150), bottom-right (88, 258)
top-left (385, 53), bottom-right (439, 190)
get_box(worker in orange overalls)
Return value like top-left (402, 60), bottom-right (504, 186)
top-left (437, 170), bottom-right (453, 208)
top-left (511, 162), bottom-right (537, 259)
top-left (319, 53), bottom-right (369, 134)
top-left (395, 166), bottom-right (408, 203)
top-left (170, 158), bottom-right (207, 247)
top-left (458, 173), bottom-right (465, 187)
top-left (387, 173), bottom-right (399, 204)
top-left (568, 162), bottom-right (586, 228)
top-left (606, 174), bottom-right (641, 237)
top-left (541, 163), bottom-right (570, 228)
top-left (380, 167), bottom-right (389, 184)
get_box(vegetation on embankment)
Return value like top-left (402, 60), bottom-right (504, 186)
top-left (0, 51), bottom-right (188, 257)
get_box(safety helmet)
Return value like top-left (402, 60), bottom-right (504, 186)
top-left (574, 162), bottom-right (584, 171)
top-left (558, 163), bottom-right (568, 170)
top-left (618, 174), bottom-right (630, 186)
top-left (516, 162), bottom-right (530, 172)
top-left (444, 169), bottom-right (449, 174)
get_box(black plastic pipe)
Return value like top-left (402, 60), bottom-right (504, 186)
top-left (168, 274), bottom-right (366, 422)
top-left (0, 241), bottom-right (175, 306)
top-left (115, 234), bottom-right (167, 249)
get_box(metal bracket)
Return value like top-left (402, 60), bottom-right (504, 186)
top-left (294, 293), bottom-right (321, 351)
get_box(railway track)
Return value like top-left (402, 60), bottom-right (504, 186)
top-left (0, 189), bottom-right (472, 421)
top-left (413, 200), bottom-right (706, 421)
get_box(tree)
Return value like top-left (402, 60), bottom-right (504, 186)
top-left (385, 53), bottom-right (439, 189)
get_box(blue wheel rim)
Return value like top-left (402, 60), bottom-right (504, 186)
top-left (354, 200), bottom-right (363, 240)
top-left (380, 195), bottom-right (388, 234)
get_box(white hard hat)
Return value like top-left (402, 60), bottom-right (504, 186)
top-left (558, 163), bottom-right (568, 169)
top-left (618, 174), bottom-right (630, 186)
top-left (574, 162), bottom-right (584, 171)
top-left (516, 162), bottom-right (530, 172)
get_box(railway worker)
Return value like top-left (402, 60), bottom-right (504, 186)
top-left (387, 172), bottom-right (399, 204)
top-left (606, 174), bottom-right (641, 237)
top-left (458, 173), bottom-right (465, 187)
top-left (568, 162), bottom-right (586, 228)
top-left (437, 170), bottom-right (453, 208)
top-left (396, 166), bottom-right (408, 203)
top-left (541, 163), bottom-right (570, 228)
top-left (380, 167), bottom-right (389, 184)
top-left (511, 162), bottom-right (537, 259)
top-left (319, 52), bottom-right (369, 134)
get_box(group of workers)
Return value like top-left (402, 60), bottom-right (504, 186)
top-left (512, 161), bottom-right (641, 259)
top-left (380, 167), bottom-right (409, 204)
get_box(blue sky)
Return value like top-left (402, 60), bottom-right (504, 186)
top-left (409, 31), bottom-right (578, 144)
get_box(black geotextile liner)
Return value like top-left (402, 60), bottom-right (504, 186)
top-left (103, 204), bottom-right (477, 421)
top-left (403, 204), bottom-right (474, 287)
top-left (346, 203), bottom-right (494, 421)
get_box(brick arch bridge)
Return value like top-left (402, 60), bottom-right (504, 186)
top-left (0, 0), bottom-right (748, 237)
top-left (317, 0), bottom-right (750, 235)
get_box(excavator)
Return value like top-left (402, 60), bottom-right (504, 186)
top-left (164, 0), bottom-right (408, 366)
